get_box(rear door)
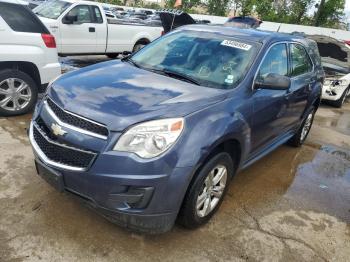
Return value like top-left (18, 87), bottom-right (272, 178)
top-left (285, 43), bottom-right (314, 128)
top-left (59, 4), bottom-right (97, 54)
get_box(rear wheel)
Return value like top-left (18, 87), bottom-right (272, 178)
top-left (288, 108), bottom-right (315, 147)
top-left (132, 42), bottom-right (147, 53)
top-left (177, 152), bottom-right (234, 229)
top-left (330, 86), bottom-right (349, 108)
top-left (0, 69), bottom-right (38, 116)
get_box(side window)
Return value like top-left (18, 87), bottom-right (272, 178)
top-left (0, 2), bottom-right (49, 33)
top-left (93, 6), bottom-right (103, 23)
top-left (66, 5), bottom-right (92, 23)
top-left (290, 44), bottom-right (313, 77)
top-left (258, 44), bottom-right (288, 79)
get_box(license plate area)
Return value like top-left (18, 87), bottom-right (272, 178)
top-left (35, 160), bottom-right (64, 192)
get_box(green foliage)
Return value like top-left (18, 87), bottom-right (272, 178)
top-left (98, 0), bottom-right (346, 29)
top-left (206, 0), bottom-right (230, 16)
top-left (164, 0), bottom-right (202, 12)
top-left (314, 0), bottom-right (345, 28)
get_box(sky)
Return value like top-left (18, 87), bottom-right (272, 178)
top-left (346, 0), bottom-right (350, 22)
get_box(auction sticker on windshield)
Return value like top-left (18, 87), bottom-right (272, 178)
top-left (221, 40), bottom-right (252, 51)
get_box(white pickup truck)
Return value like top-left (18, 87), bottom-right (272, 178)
top-left (33, 0), bottom-right (163, 57)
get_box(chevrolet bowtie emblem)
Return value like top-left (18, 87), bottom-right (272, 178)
top-left (51, 123), bottom-right (67, 137)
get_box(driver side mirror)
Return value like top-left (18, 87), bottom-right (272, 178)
top-left (62, 14), bottom-right (78, 24)
top-left (254, 73), bottom-right (291, 90)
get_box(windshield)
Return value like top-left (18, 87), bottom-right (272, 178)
top-left (130, 30), bottom-right (259, 89)
top-left (33, 0), bottom-right (72, 20)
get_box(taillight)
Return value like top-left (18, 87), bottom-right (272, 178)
top-left (161, 31), bottom-right (165, 36)
top-left (41, 34), bottom-right (56, 48)
top-left (344, 40), bottom-right (350, 46)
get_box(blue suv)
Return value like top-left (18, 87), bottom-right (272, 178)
top-left (29, 25), bottom-right (324, 233)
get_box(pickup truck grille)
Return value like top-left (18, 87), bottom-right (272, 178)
top-left (32, 123), bottom-right (96, 170)
top-left (46, 98), bottom-right (109, 138)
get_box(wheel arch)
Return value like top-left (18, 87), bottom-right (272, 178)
top-left (0, 61), bottom-right (41, 88)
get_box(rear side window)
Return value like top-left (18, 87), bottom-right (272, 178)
top-left (258, 43), bottom-right (288, 78)
top-left (290, 44), bottom-right (313, 77)
top-left (0, 2), bottom-right (49, 33)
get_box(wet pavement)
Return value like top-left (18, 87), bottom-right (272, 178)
top-left (0, 57), bottom-right (349, 260)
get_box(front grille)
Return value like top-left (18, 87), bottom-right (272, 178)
top-left (32, 123), bottom-right (96, 170)
top-left (46, 98), bottom-right (109, 137)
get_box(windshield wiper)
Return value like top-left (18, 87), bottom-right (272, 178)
top-left (121, 56), bottom-right (140, 68)
top-left (162, 70), bottom-right (201, 86)
top-left (143, 67), bottom-right (201, 85)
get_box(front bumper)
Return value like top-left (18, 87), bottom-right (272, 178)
top-left (29, 119), bottom-right (194, 233)
top-left (322, 84), bottom-right (348, 101)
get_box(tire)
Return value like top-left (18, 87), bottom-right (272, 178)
top-left (106, 53), bottom-right (119, 59)
top-left (177, 152), bottom-right (234, 229)
top-left (132, 42), bottom-right (146, 53)
top-left (288, 107), bottom-right (316, 147)
top-left (0, 69), bottom-right (38, 116)
top-left (330, 86), bottom-right (349, 108)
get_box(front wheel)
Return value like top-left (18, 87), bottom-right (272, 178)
top-left (288, 108), bottom-right (315, 147)
top-left (177, 152), bottom-right (234, 229)
top-left (0, 69), bottom-right (38, 116)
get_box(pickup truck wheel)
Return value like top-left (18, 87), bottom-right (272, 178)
top-left (330, 86), bottom-right (349, 108)
top-left (177, 152), bottom-right (234, 229)
top-left (132, 43), bottom-right (146, 53)
top-left (0, 69), bottom-right (38, 116)
top-left (288, 108), bottom-right (315, 147)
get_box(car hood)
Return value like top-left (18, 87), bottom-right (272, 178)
top-left (158, 10), bottom-right (196, 33)
top-left (48, 60), bottom-right (227, 131)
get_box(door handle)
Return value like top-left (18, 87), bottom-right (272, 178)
top-left (89, 27), bottom-right (95, 32)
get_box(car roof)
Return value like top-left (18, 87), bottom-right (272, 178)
top-left (179, 24), bottom-right (307, 45)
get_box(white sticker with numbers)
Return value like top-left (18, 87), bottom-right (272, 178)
top-left (221, 40), bottom-right (252, 51)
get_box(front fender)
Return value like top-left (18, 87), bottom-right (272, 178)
top-left (176, 102), bottom-right (251, 172)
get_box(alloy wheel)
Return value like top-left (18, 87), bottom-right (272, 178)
top-left (0, 78), bottom-right (31, 112)
top-left (196, 164), bottom-right (228, 218)
top-left (300, 112), bottom-right (313, 142)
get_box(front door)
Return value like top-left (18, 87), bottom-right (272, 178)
top-left (250, 43), bottom-right (290, 154)
top-left (59, 5), bottom-right (97, 54)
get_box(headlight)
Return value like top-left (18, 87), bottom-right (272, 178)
top-left (114, 118), bottom-right (184, 158)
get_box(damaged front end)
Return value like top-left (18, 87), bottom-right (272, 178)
top-left (322, 62), bottom-right (350, 101)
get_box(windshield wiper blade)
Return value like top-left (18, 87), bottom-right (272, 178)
top-left (121, 56), bottom-right (140, 68)
top-left (162, 70), bottom-right (201, 85)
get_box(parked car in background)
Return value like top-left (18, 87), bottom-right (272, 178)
top-left (29, 26), bottom-right (323, 233)
top-left (33, 0), bottom-right (162, 57)
top-left (225, 16), bottom-right (262, 29)
top-left (0, 0), bottom-right (60, 116)
top-left (308, 35), bottom-right (350, 107)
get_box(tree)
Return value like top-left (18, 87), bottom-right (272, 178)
top-left (313, 0), bottom-right (345, 28)
top-left (164, 0), bottom-right (202, 11)
top-left (206, 0), bottom-right (230, 16)
top-left (230, 0), bottom-right (255, 16)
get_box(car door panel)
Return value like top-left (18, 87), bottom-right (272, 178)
top-left (59, 5), bottom-right (97, 54)
top-left (285, 43), bottom-right (315, 128)
top-left (250, 43), bottom-right (290, 154)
